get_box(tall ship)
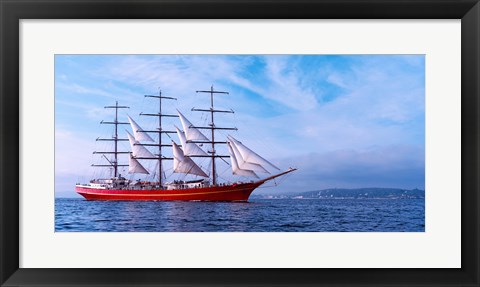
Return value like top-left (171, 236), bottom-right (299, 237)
top-left (75, 86), bottom-right (297, 201)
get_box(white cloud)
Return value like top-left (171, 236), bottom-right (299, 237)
top-left (90, 55), bottom-right (320, 113)
top-left (326, 73), bottom-right (349, 89)
top-left (260, 57), bottom-right (319, 111)
top-left (55, 128), bottom-right (96, 175)
top-left (56, 82), bottom-right (115, 99)
top-left (272, 145), bottom-right (425, 193)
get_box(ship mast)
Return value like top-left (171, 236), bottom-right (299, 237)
top-left (92, 101), bottom-right (130, 177)
top-left (138, 90), bottom-right (178, 187)
top-left (193, 86), bottom-right (236, 185)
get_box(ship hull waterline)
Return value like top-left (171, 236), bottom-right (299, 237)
top-left (75, 168), bottom-right (297, 202)
top-left (76, 182), bottom-right (262, 201)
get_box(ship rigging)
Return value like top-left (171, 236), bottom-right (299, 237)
top-left (76, 86), bottom-right (296, 201)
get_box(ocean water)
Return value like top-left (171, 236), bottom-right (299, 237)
top-left (55, 198), bottom-right (424, 232)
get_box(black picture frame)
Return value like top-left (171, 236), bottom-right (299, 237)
top-left (1, 0), bottom-right (478, 286)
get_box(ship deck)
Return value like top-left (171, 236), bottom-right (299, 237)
top-left (75, 181), bottom-right (262, 201)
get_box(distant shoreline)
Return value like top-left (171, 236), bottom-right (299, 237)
top-left (251, 187), bottom-right (425, 200)
top-left (251, 197), bottom-right (424, 200)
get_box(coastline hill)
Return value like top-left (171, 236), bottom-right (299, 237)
top-left (252, 188), bottom-right (425, 199)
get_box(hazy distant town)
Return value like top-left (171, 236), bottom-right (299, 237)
top-left (251, 188), bottom-right (425, 199)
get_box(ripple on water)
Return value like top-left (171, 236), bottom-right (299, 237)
top-left (55, 198), bottom-right (425, 232)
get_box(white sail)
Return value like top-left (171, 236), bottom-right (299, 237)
top-left (177, 110), bottom-right (209, 141)
top-left (227, 142), bottom-right (258, 178)
top-left (228, 136), bottom-right (280, 170)
top-left (175, 126), bottom-right (208, 156)
top-left (128, 155), bottom-right (149, 174)
top-left (228, 139), bottom-right (270, 173)
top-left (126, 131), bottom-right (155, 158)
top-left (172, 140), bottom-right (185, 161)
top-left (127, 115), bottom-right (154, 142)
top-left (172, 141), bottom-right (208, 177)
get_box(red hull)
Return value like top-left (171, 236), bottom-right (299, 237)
top-left (76, 182), bottom-right (262, 201)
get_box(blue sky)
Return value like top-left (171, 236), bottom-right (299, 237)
top-left (55, 55), bottom-right (425, 197)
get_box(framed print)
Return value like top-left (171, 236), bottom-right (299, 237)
top-left (1, 0), bottom-right (479, 286)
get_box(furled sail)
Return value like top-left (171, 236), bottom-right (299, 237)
top-left (172, 141), bottom-right (208, 177)
top-left (127, 115), bottom-right (154, 142)
top-left (175, 126), bottom-right (208, 156)
top-left (128, 155), bottom-right (149, 174)
top-left (228, 138), bottom-right (269, 174)
top-left (228, 135), bottom-right (280, 170)
top-left (177, 110), bottom-right (209, 141)
top-left (126, 131), bottom-right (155, 158)
top-left (226, 142), bottom-right (259, 178)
